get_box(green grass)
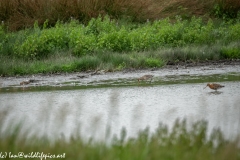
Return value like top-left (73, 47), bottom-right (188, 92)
top-left (1, 41), bottom-right (240, 76)
top-left (0, 119), bottom-right (239, 160)
top-left (1, 16), bottom-right (240, 76)
top-left (0, 51), bottom-right (165, 76)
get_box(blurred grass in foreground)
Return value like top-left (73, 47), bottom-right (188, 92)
top-left (0, 118), bottom-right (239, 160)
top-left (0, 73), bottom-right (240, 160)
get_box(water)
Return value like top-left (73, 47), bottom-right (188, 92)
top-left (0, 82), bottom-right (240, 141)
top-left (0, 66), bottom-right (240, 141)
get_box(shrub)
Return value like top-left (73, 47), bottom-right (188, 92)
top-left (14, 22), bottom-right (69, 59)
top-left (69, 28), bottom-right (97, 56)
top-left (4, 15), bottom-right (240, 60)
top-left (98, 28), bottom-right (131, 52)
top-left (129, 25), bottom-right (159, 51)
top-left (85, 16), bottom-right (118, 35)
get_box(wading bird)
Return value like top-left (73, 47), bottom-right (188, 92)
top-left (138, 75), bottom-right (154, 82)
top-left (204, 83), bottom-right (224, 91)
top-left (20, 81), bottom-right (30, 85)
top-left (20, 79), bottom-right (39, 85)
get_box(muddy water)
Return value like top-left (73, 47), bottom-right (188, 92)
top-left (0, 65), bottom-right (240, 141)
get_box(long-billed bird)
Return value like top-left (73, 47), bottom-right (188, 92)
top-left (204, 83), bottom-right (224, 91)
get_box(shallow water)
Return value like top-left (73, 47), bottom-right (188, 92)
top-left (0, 66), bottom-right (240, 141)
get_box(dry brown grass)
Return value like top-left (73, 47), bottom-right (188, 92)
top-left (153, 0), bottom-right (213, 18)
top-left (0, 0), bottom-right (239, 31)
top-left (216, 0), bottom-right (240, 10)
top-left (215, 0), bottom-right (240, 17)
top-left (0, 0), bottom-right (159, 31)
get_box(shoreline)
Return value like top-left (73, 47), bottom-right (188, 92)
top-left (1, 59), bottom-right (240, 89)
top-left (2, 59), bottom-right (240, 78)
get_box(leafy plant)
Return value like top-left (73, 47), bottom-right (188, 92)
top-left (98, 28), bottom-right (131, 52)
top-left (14, 22), bottom-right (69, 59)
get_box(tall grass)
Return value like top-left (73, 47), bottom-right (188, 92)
top-left (214, 0), bottom-right (240, 19)
top-left (0, 0), bottom-right (164, 31)
top-left (0, 118), bottom-right (239, 160)
top-left (1, 0), bottom-right (239, 31)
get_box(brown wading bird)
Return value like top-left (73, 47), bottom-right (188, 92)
top-left (204, 83), bottom-right (224, 91)
top-left (138, 75), bottom-right (154, 82)
top-left (20, 81), bottom-right (30, 85)
top-left (20, 79), bottom-right (38, 85)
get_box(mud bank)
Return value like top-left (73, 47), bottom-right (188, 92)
top-left (0, 61), bottom-right (240, 90)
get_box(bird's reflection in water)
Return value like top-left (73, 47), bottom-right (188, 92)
top-left (208, 91), bottom-right (223, 95)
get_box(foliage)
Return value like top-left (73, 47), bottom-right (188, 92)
top-left (3, 16), bottom-right (240, 60)
top-left (69, 28), bottom-right (96, 56)
top-left (0, 119), bottom-right (239, 160)
top-left (1, 16), bottom-right (240, 75)
top-left (13, 21), bottom-right (69, 59)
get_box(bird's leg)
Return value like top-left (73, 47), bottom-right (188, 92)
top-left (149, 77), bottom-right (153, 83)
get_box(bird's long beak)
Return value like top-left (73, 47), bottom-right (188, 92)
top-left (203, 86), bottom-right (207, 89)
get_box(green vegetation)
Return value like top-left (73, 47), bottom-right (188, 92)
top-left (1, 16), bottom-right (240, 76)
top-left (0, 0), bottom-right (240, 76)
top-left (0, 119), bottom-right (239, 160)
top-left (1, 1), bottom-right (240, 159)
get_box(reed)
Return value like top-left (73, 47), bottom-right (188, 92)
top-left (214, 0), bottom-right (240, 18)
top-left (0, 0), bottom-right (160, 31)
top-left (1, 0), bottom-right (239, 31)
top-left (0, 117), bottom-right (239, 160)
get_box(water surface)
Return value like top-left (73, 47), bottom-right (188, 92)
top-left (0, 66), bottom-right (240, 141)
top-left (0, 81), bottom-right (240, 141)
